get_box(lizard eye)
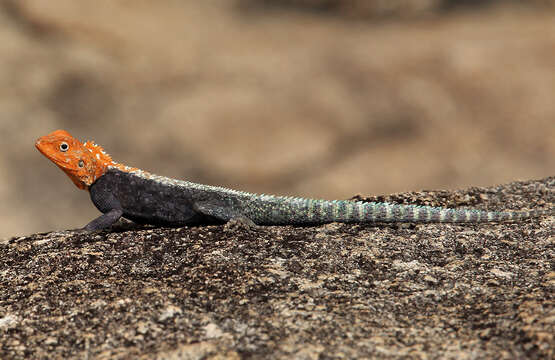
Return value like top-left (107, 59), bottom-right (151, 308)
top-left (59, 142), bottom-right (69, 152)
top-left (78, 160), bottom-right (84, 168)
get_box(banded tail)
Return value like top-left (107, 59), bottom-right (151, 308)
top-left (243, 196), bottom-right (552, 225)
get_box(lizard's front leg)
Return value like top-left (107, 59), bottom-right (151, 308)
top-left (87, 183), bottom-right (125, 232)
top-left (83, 208), bottom-right (124, 231)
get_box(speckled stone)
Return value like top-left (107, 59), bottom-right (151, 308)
top-left (0, 177), bottom-right (553, 359)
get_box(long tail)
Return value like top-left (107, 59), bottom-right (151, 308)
top-left (329, 201), bottom-right (552, 223)
top-left (245, 197), bottom-right (553, 224)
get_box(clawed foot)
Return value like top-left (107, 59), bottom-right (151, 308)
top-left (48, 228), bottom-right (93, 236)
top-left (224, 216), bottom-right (258, 232)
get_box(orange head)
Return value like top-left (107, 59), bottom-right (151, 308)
top-left (35, 130), bottom-right (114, 190)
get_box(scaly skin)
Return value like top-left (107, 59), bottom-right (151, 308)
top-left (36, 130), bottom-right (552, 231)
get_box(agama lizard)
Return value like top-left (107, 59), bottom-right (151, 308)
top-left (36, 130), bottom-right (552, 232)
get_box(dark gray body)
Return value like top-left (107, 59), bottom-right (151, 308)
top-left (89, 169), bottom-right (210, 226)
top-left (83, 167), bottom-right (549, 231)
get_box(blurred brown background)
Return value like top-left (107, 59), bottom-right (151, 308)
top-left (1, 0), bottom-right (554, 238)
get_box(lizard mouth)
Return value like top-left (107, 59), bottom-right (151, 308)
top-left (35, 138), bottom-right (48, 156)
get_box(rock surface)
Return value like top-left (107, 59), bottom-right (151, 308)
top-left (1, 177), bottom-right (553, 359)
